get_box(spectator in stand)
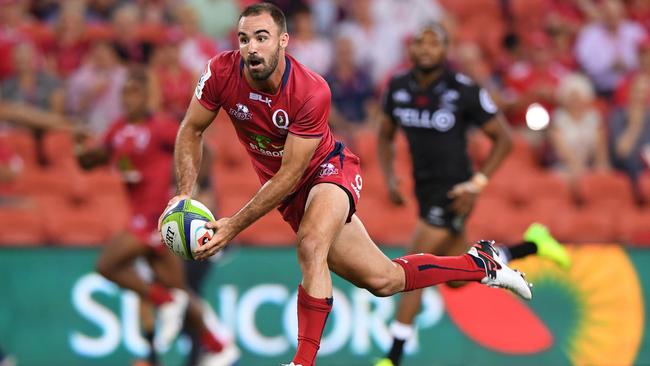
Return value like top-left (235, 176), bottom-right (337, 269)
top-left (67, 41), bottom-right (127, 135)
top-left (172, 4), bottom-right (219, 76)
top-left (46, 0), bottom-right (91, 78)
top-left (550, 73), bottom-right (610, 183)
top-left (615, 38), bottom-right (650, 106)
top-left (336, 0), bottom-right (404, 85)
top-left (609, 75), bottom-right (650, 200)
top-left (150, 30), bottom-right (195, 121)
top-left (1, 42), bottom-right (65, 166)
top-left (288, 4), bottom-right (332, 76)
top-left (325, 35), bottom-right (375, 145)
top-left (86, 0), bottom-right (122, 24)
top-left (111, 3), bottom-right (154, 64)
top-left (575, 0), bottom-right (646, 96)
top-left (502, 32), bottom-right (566, 127)
top-left (0, 0), bottom-right (49, 81)
top-left (186, 0), bottom-right (240, 40)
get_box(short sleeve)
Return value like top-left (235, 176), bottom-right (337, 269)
top-left (289, 84), bottom-right (331, 138)
top-left (464, 85), bottom-right (498, 126)
top-left (194, 56), bottom-right (223, 112)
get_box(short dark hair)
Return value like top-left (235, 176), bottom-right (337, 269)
top-left (239, 2), bottom-right (287, 34)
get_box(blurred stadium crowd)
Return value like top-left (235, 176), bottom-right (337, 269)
top-left (1, 0), bottom-right (650, 247)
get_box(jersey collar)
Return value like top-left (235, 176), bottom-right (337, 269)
top-left (239, 55), bottom-right (292, 93)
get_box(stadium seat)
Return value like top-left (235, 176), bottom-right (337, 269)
top-left (37, 196), bottom-right (111, 245)
top-left (559, 207), bottom-right (618, 243)
top-left (510, 171), bottom-right (574, 207)
top-left (577, 172), bottom-right (636, 210)
top-left (1, 128), bottom-right (37, 169)
top-left (13, 167), bottom-right (86, 200)
top-left (236, 212), bottom-right (295, 246)
top-left (0, 204), bottom-right (45, 245)
top-left (42, 131), bottom-right (77, 170)
top-left (356, 194), bottom-right (417, 246)
top-left (639, 171), bottom-right (650, 204)
top-left (618, 208), bottom-right (650, 245)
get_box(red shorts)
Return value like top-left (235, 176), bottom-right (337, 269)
top-left (278, 142), bottom-right (362, 232)
top-left (128, 212), bottom-right (166, 253)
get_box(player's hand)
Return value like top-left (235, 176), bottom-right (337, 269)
top-left (193, 217), bottom-right (236, 260)
top-left (448, 182), bottom-right (479, 216)
top-left (387, 177), bottom-right (405, 206)
top-left (158, 194), bottom-right (190, 232)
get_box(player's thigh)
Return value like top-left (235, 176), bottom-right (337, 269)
top-left (149, 248), bottom-right (187, 289)
top-left (297, 183), bottom-right (350, 260)
top-left (97, 231), bottom-right (150, 272)
top-left (407, 219), bottom-right (456, 256)
top-left (327, 215), bottom-right (402, 293)
top-left (442, 231), bottom-right (469, 256)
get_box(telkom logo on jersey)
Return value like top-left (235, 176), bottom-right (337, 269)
top-left (393, 108), bottom-right (456, 132)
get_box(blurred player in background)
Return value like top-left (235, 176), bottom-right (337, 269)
top-left (164, 4), bottom-right (533, 366)
top-left (76, 68), bottom-right (238, 366)
top-left (374, 24), bottom-right (571, 366)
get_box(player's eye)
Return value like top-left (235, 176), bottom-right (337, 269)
top-left (257, 36), bottom-right (267, 42)
top-left (239, 37), bottom-right (249, 45)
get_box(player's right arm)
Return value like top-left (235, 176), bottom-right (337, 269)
top-left (174, 96), bottom-right (218, 198)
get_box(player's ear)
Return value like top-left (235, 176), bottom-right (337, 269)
top-left (280, 32), bottom-right (289, 49)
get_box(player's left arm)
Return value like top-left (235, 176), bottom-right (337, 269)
top-left (449, 86), bottom-right (513, 214)
top-left (194, 134), bottom-right (319, 259)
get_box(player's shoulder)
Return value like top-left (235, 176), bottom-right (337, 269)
top-left (207, 50), bottom-right (241, 76)
top-left (446, 68), bottom-right (479, 88)
top-left (387, 69), bottom-right (412, 89)
top-left (288, 54), bottom-right (331, 100)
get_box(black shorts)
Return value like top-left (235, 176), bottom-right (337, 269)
top-left (414, 180), bottom-right (468, 233)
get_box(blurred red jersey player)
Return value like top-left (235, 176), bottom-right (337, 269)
top-left (77, 68), bottom-right (238, 366)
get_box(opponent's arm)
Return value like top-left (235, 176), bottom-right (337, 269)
top-left (449, 114), bottom-right (512, 214)
top-left (174, 96), bottom-right (218, 197)
top-left (377, 112), bottom-right (405, 205)
top-left (194, 134), bottom-right (319, 259)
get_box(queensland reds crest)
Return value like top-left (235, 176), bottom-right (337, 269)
top-left (272, 109), bottom-right (290, 130)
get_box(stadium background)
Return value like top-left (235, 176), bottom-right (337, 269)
top-left (1, 0), bottom-right (649, 365)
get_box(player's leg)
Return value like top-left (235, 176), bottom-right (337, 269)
top-left (382, 221), bottom-right (456, 366)
top-left (148, 249), bottom-right (227, 356)
top-left (138, 298), bottom-right (158, 366)
top-left (291, 183), bottom-right (350, 366)
top-left (96, 232), bottom-right (167, 302)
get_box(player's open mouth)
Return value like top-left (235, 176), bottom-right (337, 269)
top-left (249, 59), bottom-right (263, 69)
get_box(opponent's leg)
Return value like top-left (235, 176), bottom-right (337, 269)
top-left (385, 221), bottom-right (456, 366)
top-left (291, 183), bottom-right (350, 366)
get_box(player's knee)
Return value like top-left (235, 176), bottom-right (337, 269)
top-left (296, 235), bottom-right (329, 269)
top-left (365, 276), bottom-right (399, 297)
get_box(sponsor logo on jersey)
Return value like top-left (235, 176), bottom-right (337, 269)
top-left (318, 163), bottom-right (339, 177)
top-left (479, 88), bottom-right (498, 114)
top-left (272, 109), bottom-right (290, 130)
top-left (393, 108), bottom-right (456, 131)
top-left (393, 89), bottom-right (411, 103)
top-left (427, 206), bottom-right (445, 226)
top-left (195, 60), bottom-right (212, 99)
top-left (249, 92), bottom-right (272, 107)
top-left (229, 103), bottom-right (253, 121)
top-left (350, 174), bottom-right (363, 198)
top-left (249, 134), bottom-right (284, 157)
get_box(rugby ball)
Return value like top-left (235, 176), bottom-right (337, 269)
top-left (160, 199), bottom-right (215, 260)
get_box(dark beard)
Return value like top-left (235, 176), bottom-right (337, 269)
top-left (249, 47), bottom-right (281, 81)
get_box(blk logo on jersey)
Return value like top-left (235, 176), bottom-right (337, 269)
top-left (272, 109), bottom-right (290, 129)
top-left (249, 92), bottom-right (272, 107)
top-left (229, 103), bottom-right (253, 121)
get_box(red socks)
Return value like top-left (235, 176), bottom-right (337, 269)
top-left (393, 253), bottom-right (486, 292)
top-left (201, 329), bottom-right (224, 353)
top-left (293, 285), bottom-right (333, 366)
top-left (148, 283), bottom-right (174, 306)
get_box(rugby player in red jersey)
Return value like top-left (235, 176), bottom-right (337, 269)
top-left (165, 4), bottom-right (532, 366)
top-left (77, 68), bottom-right (238, 366)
